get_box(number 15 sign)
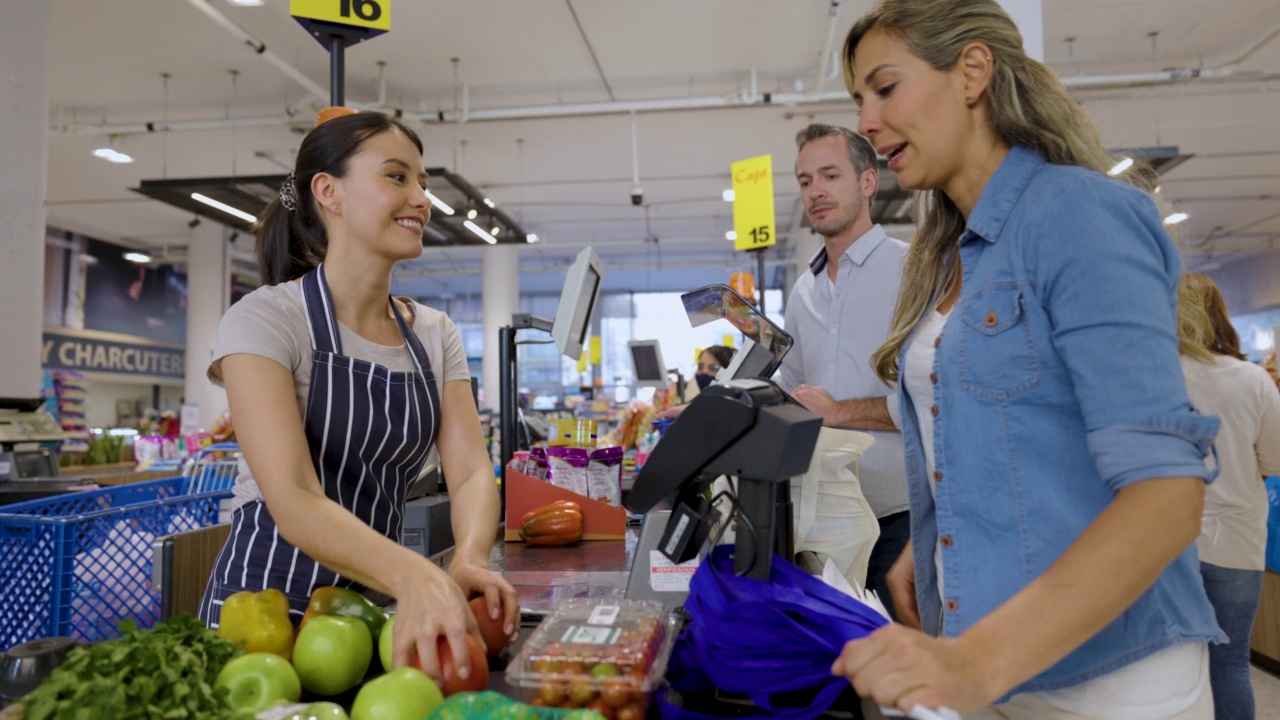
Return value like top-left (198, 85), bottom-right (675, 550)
top-left (731, 155), bottom-right (776, 252)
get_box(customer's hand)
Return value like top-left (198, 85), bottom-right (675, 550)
top-left (832, 625), bottom-right (999, 714)
top-left (389, 562), bottom-right (478, 683)
top-left (655, 404), bottom-right (689, 421)
top-left (449, 559), bottom-right (520, 646)
top-left (886, 541), bottom-right (920, 629)
top-left (791, 385), bottom-right (843, 426)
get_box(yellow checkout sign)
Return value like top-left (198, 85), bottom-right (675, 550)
top-left (731, 154), bottom-right (777, 253)
top-left (290, 0), bottom-right (390, 32)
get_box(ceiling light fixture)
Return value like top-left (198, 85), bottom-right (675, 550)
top-left (467, 208), bottom-right (478, 220)
top-left (491, 226), bottom-right (501, 236)
top-left (425, 190), bottom-right (455, 215)
top-left (723, 189), bottom-right (735, 202)
top-left (464, 220), bottom-right (497, 244)
top-left (725, 230), bottom-right (737, 241)
top-left (1163, 212), bottom-right (1189, 226)
top-left (123, 252), bottom-right (152, 264)
top-left (527, 233), bottom-right (540, 244)
top-left (191, 192), bottom-right (257, 223)
top-left (483, 197), bottom-right (496, 208)
top-left (93, 148), bottom-right (134, 164)
top-left (226, 0), bottom-right (265, 5)
top-left (1108, 158), bottom-right (1134, 176)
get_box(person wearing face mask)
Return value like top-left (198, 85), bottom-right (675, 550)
top-left (685, 345), bottom-right (735, 399)
top-left (779, 123), bottom-right (911, 622)
top-left (830, 1), bottom-right (1222, 717)
top-left (196, 111), bottom-right (516, 688)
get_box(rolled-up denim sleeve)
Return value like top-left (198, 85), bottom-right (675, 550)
top-left (1036, 176), bottom-right (1220, 492)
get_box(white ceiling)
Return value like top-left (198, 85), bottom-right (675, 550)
top-left (41, 0), bottom-right (1280, 299)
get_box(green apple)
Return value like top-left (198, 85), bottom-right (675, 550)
top-left (293, 615), bottom-right (373, 696)
top-left (284, 701), bottom-right (350, 720)
top-left (351, 667), bottom-right (444, 720)
top-left (378, 613), bottom-right (396, 671)
top-left (214, 652), bottom-right (302, 713)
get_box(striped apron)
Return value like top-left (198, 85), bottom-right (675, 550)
top-left (199, 263), bottom-right (441, 626)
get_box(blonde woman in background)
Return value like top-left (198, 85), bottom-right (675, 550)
top-left (1178, 272), bottom-right (1280, 720)
top-left (830, 0), bottom-right (1223, 716)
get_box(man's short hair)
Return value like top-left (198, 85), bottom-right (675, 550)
top-left (795, 124), bottom-right (878, 176)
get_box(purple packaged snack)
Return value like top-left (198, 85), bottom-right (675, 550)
top-left (546, 446), bottom-right (590, 497)
top-left (528, 446), bottom-right (549, 480)
top-left (587, 446), bottom-right (624, 506)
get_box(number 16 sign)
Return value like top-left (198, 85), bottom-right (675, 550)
top-left (731, 154), bottom-right (777, 252)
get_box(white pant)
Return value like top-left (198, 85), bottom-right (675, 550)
top-left (966, 683), bottom-right (1213, 720)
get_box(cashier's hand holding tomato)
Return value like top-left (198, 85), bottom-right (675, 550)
top-left (388, 564), bottom-right (481, 683)
top-left (449, 559), bottom-right (520, 646)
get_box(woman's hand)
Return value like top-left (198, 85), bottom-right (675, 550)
top-left (886, 541), bottom-right (920, 629)
top-left (831, 625), bottom-right (999, 714)
top-left (449, 559), bottom-right (521, 646)
top-left (389, 562), bottom-right (479, 684)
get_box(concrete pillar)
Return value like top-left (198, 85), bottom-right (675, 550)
top-left (480, 245), bottom-right (519, 409)
top-left (184, 223), bottom-right (230, 430)
top-left (0, 1), bottom-right (50, 400)
top-left (998, 0), bottom-right (1044, 61)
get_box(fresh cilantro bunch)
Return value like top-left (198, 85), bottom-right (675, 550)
top-left (22, 614), bottom-right (253, 720)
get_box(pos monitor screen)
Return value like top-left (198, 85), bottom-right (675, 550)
top-left (551, 247), bottom-right (604, 360)
top-left (628, 339), bottom-right (666, 388)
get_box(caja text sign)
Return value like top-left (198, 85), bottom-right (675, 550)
top-left (290, 0), bottom-right (391, 31)
top-left (731, 155), bottom-right (777, 252)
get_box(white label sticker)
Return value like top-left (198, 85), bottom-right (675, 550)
top-left (0, 462), bottom-right (10, 476)
top-left (649, 550), bottom-right (698, 593)
top-left (586, 603), bottom-right (620, 626)
top-left (560, 625), bottom-right (621, 644)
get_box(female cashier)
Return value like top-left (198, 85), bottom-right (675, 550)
top-left (197, 111), bottom-right (516, 684)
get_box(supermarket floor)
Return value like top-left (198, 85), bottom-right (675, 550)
top-left (1256, 664), bottom-right (1280, 719)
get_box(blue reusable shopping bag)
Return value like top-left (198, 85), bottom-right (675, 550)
top-left (658, 545), bottom-right (889, 720)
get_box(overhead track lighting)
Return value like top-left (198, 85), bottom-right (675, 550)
top-left (527, 233), bottom-right (539, 243)
top-left (191, 192), bottom-right (257, 223)
top-left (425, 190), bottom-right (455, 215)
top-left (464, 220), bottom-right (497, 244)
top-left (1163, 212), bottom-right (1188, 226)
top-left (1108, 157), bottom-right (1134, 176)
top-left (723, 189), bottom-right (735, 202)
top-left (124, 252), bottom-right (152, 264)
top-left (725, 230), bottom-right (737, 241)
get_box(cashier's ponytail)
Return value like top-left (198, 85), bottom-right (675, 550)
top-left (255, 112), bottom-right (425, 285)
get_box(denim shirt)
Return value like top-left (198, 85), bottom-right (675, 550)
top-left (898, 146), bottom-right (1225, 696)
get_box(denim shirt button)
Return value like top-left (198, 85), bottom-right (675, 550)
top-left (940, 535), bottom-right (953, 548)
top-left (930, 404), bottom-right (939, 417)
top-left (933, 336), bottom-right (941, 348)
top-left (945, 599), bottom-right (958, 612)
top-left (984, 311), bottom-right (998, 327)
top-left (930, 372), bottom-right (938, 384)
top-left (933, 470), bottom-right (942, 482)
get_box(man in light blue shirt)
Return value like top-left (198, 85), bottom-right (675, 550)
top-left (779, 124), bottom-right (910, 616)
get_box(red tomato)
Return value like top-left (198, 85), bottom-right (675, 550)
top-left (468, 597), bottom-right (508, 655)
top-left (433, 634), bottom-right (489, 696)
top-left (601, 678), bottom-right (632, 708)
top-left (616, 702), bottom-right (645, 720)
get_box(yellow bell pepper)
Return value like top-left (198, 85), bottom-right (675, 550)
top-left (217, 588), bottom-right (295, 661)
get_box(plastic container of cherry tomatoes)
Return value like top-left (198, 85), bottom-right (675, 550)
top-left (506, 599), bottom-right (680, 720)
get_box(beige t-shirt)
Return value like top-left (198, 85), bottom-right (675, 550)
top-left (1181, 355), bottom-right (1280, 570)
top-left (209, 281), bottom-right (470, 508)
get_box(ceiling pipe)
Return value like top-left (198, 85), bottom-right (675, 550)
top-left (814, 1), bottom-right (841, 94)
top-left (49, 65), bottom-right (1280, 136)
top-left (183, 0), bottom-right (373, 108)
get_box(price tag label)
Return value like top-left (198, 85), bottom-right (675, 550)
top-left (731, 154), bottom-right (776, 252)
top-left (290, 0), bottom-right (391, 31)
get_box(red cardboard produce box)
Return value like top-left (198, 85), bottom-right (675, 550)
top-left (504, 468), bottom-right (625, 541)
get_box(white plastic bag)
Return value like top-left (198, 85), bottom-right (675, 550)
top-left (790, 427), bottom-right (880, 589)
